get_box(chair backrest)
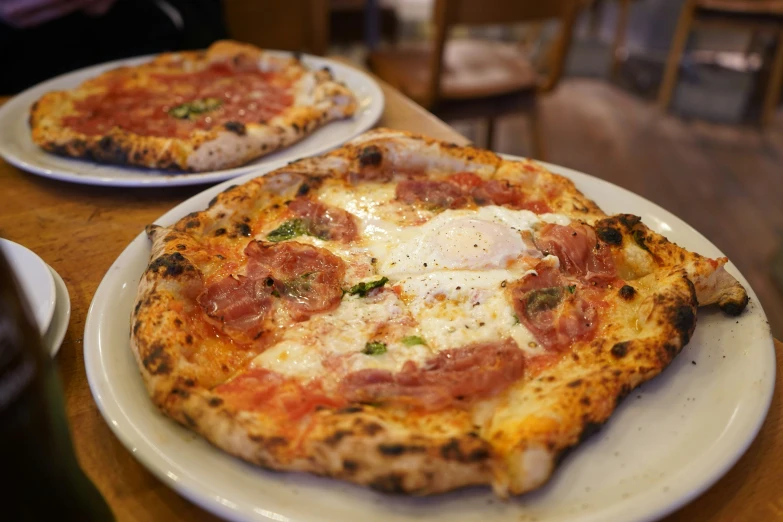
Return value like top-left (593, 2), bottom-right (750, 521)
top-left (425, 0), bottom-right (580, 106)
top-left (223, 0), bottom-right (329, 56)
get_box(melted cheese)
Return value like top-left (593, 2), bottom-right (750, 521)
top-left (252, 192), bottom-right (574, 380)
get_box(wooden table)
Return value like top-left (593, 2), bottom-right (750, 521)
top-left (0, 81), bottom-right (780, 522)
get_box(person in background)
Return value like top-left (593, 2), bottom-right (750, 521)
top-left (0, 0), bottom-right (228, 95)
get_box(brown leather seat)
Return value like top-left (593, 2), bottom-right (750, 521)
top-left (369, 39), bottom-right (539, 107)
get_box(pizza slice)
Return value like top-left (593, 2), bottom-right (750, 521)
top-left (131, 129), bottom-right (747, 496)
top-left (29, 41), bottom-right (357, 172)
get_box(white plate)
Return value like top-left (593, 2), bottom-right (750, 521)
top-left (84, 160), bottom-right (775, 522)
top-left (44, 264), bottom-right (71, 357)
top-left (1, 238), bottom-right (56, 335)
top-left (0, 53), bottom-right (384, 187)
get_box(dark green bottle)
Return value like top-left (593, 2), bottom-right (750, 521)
top-left (0, 248), bottom-right (114, 521)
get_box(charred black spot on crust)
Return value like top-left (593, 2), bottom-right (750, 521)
top-left (672, 304), bottom-right (696, 344)
top-left (171, 388), bottom-right (189, 398)
top-left (142, 342), bottom-right (171, 375)
top-left (49, 143), bottom-right (70, 156)
top-left (720, 295), bottom-right (749, 316)
top-left (468, 447), bottom-right (490, 461)
top-left (267, 436), bottom-right (286, 448)
top-left (611, 341), bottom-right (630, 358)
top-left (378, 444), bottom-right (405, 456)
top-left (214, 228), bottom-right (226, 236)
top-left (185, 219), bottom-right (200, 229)
top-left (148, 252), bottom-right (192, 277)
top-left (297, 183), bottom-right (311, 196)
top-left (363, 422), bottom-right (383, 436)
top-left (369, 474), bottom-right (405, 494)
top-left (208, 397), bottom-right (223, 407)
top-left (579, 420), bottom-right (605, 445)
top-left (440, 438), bottom-right (491, 462)
top-left (185, 334), bottom-right (193, 345)
top-left (596, 227), bottom-right (622, 245)
top-left (359, 145), bottom-right (383, 167)
top-left (440, 439), bottom-right (463, 460)
top-left (176, 244), bottom-right (187, 251)
top-left (95, 135), bottom-right (129, 164)
top-left (224, 121), bottom-right (247, 135)
top-left (567, 379), bottom-right (583, 388)
top-left (618, 215), bottom-right (641, 228)
top-left (337, 405), bottom-right (363, 414)
top-left (133, 320), bottom-right (142, 335)
top-left (183, 413), bottom-right (197, 427)
top-left (173, 318), bottom-right (182, 327)
top-left (580, 396), bottom-right (591, 406)
top-left (235, 223), bottom-right (252, 237)
top-left (184, 378), bottom-right (196, 387)
top-left (342, 460), bottom-right (358, 472)
top-left (134, 300), bottom-right (142, 314)
top-left (324, 430), bottom-right (351, 446)
top-left (616, 384), bottom-right (632, 406)
top-left (619, 285), bottom-right (636, 300)
top-left (208, 195), bottom-right (219, 208)
top-left (292, 122), bottom-right (300, 133)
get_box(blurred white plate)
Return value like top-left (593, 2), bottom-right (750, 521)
top-left (84, 159), bottom-right (775, 522)
top-left (1, 238), bottom-right (55, 336)
top-left (44, 264), bottom-right (71, 357)
top-left (0, 52), bottom-right (384, 187)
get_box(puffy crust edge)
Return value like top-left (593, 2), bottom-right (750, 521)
top-left (131, 204), bottom-right (701, 497)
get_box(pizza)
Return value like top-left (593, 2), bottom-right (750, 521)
top-left (29, 41), bottom-right (357, 172)
top-left (130, 129), bottom-right (748, 497)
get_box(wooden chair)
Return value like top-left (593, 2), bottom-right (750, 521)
top-left (658, 0), bottom-right (783, 127)
top-left (368, 0), bottom-right (580, 159)
top-left (223, 0), bottom-right (330, 55)
top-left (584, 0), bottom-right (634, 79)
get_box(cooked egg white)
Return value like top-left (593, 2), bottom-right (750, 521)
top-left (252, 198), bottom-right (571, 379)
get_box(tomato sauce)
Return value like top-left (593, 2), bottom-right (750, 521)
top-left (63, 64), bottom-right (294, 139)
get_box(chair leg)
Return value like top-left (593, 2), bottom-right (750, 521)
top-left (762, 30), bottom-right (783, 128)
top-left (528, 103), bottom-right (546, 160)
top-left (610, 0), bottom-right (630, 80)
top-left (658, 0), bottom-right (696, 111)
top-left (588, 0), bottom-right (602, 39)
top-left (486, 118), bottom-right (496, 149)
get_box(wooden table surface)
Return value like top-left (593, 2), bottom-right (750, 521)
top-left (0, 80), bottom-right (780, 522)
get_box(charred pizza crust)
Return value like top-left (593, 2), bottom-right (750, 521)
top-left (29, 41), bottom-right (357, 172)
top-left (131, 129), bottom-right (746, 496)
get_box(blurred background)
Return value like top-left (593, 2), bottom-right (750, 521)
top-left (2, 0), bottom-right (781, 336)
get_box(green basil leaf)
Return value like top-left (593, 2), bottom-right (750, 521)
top-left (168, 97), bottom-right (223, 119)
top-left (526, 287), bottom-right (565, 314)
top-left (347, 277), bottom-right (389, 297)
top-left (267, 219), bottom-right (309, 242)
top-left (401, 335), bottom-right (427, 347)
top-left (362, 341), bottom-right (387, 355)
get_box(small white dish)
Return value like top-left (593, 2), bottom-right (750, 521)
top-left (43, 264), bottom-right (71, 357)
top-left (0, 238), bottom-right (56, 335)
